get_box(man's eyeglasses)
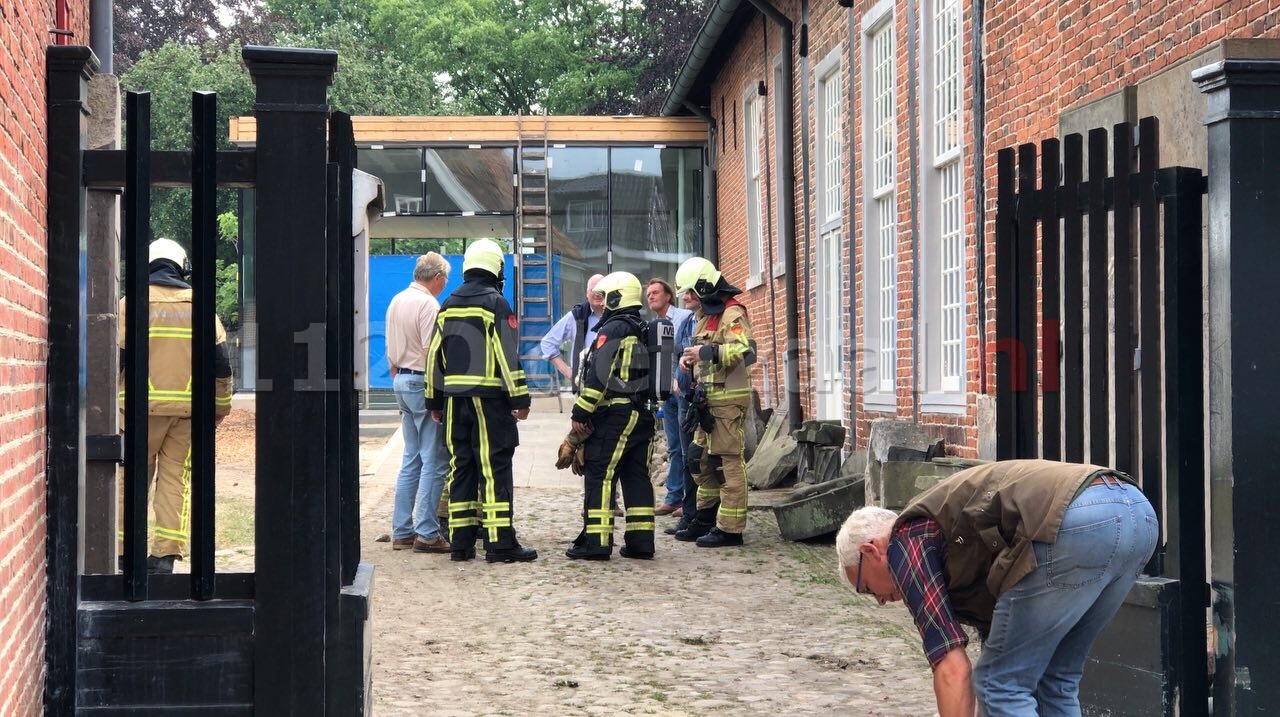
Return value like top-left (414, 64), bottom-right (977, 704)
top-left (590, 291), bottom-right (605, 299)
top-left (854, 552), bottom-right (870, 595)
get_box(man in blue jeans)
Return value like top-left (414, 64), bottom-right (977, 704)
top-left (385, 253), bottom-right (452, 553)
top-left (645, 278), bottom-right (693, 516)
top-left (665, 288), bottom-right (700, 535)
top-left (836, 459), bottom-right (1158, 717)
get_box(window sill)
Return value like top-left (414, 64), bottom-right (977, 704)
top-left (861, 394), bottom-right (898, 413)
top-left (920, 392), bottom-right (968, 415)
top-left (746, 273), bottom-right (765, 290)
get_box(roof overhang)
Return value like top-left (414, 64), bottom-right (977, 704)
top-left (661, 0), bottom-right (758, 117)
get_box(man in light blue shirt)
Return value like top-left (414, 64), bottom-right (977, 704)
top-left (540, 273), bottom-right (606, 392)
top-left (645, 278), bottom-right (694, 515)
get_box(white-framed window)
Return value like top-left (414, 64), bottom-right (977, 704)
top-left (920, 0), bottom-right (967, 410)
top-left (743, 89), bottom-right (765, 286)
top-left (814, 48), bottom-right (846, 421)
top-left (862, 2), bottom-right (897, 407)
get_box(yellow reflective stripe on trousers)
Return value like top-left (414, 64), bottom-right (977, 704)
top-left (472, 397), bottom-right (501, 543)
top-left (591, 410), bottom-right (638, 539)
top-left (444, 401), bottom-right (464, 536)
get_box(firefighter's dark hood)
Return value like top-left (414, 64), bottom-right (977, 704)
top-left (698, 276), bottom-right (742, 316)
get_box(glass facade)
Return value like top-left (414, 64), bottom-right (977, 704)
top-left (238, 142), bottom-right (704, 393)
top-left (548, 145), bottom-right (702, 315)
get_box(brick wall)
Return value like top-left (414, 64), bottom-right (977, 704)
top-left (683, 1), bottom-right (1277, 457)
top-left (981, 1), bottom-right (1280, 417)
top-left (0, 0), bottom-right (92, 713)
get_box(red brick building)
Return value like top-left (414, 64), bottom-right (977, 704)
top-left (0, 1), bottom-right (91, 713)
top-left (664, 0), bottom-right (1280, 458)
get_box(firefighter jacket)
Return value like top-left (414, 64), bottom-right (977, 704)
top-left (426, 272), bottom-right (530, 411)
top-left (691, 300), bottom-right (755, 404)
top-left (117, 281), bottom-right (234, 418)
top-left (893, 459), bottom-right (1135, 634)
top-left (571, 309), bottom-right (648, 423)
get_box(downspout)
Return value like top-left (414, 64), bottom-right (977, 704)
top-left (90, 0), bottom-right (113, 73)
top-left (971, 0), bottom-right (986, 394)
top-left (846, 4), bottom-right (857, 440)
top-left (906, 0), bottom-right (922, 421)
top-left (683, 101), bottom-right (720, 262)
top-left (746, 0), bottom-right (803, 431)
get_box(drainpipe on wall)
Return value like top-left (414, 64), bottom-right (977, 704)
top-left (90, 0), bottom-right (113, 74)
top-left (971, 0), bottom-right (986, 394)
top-left (683, 101), bottom-right (720, 262)
top-left (746, 0), bottom-right (803, 431)
top-left (906, 0), bottom-right (922, 421)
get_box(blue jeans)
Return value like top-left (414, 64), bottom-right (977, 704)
top-left (661, 394), bottom-right (688, 506)
top-left (676, 395), bottom-right (698, 520)
top-left (974, 478), bottom-right (1158, 716)
top-left (392, 372), bottom-right (448, 540)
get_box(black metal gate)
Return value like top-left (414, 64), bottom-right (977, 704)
top-left (45, 45), bottom-right (372, 715)
top-left (994, 118), bottom-right (1208, 716)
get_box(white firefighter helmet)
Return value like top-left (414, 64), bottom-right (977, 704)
top-left (596, 271), bottom-right (643, 312)
top-left (675, 256), bottom-right (721, 299)
top-left (149, 238), bottom-right (189, 273)
top-left (463, 238), bottom-right (505, 277)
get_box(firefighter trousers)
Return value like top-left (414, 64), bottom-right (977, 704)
top-left (117, 415), bottom-right (193, 558)
top-left (576, 405), bottom-right (656, 553)
top-left (444, 396), bottom-right (521, 550)
top-left (691, 401), bottom-right (748, 534)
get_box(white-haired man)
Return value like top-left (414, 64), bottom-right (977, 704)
top-left (836, 459), bottom-right (1157, 717)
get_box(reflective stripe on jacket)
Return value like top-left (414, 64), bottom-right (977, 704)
top-left (118, 285), bottom-right (233, 417)
top-left (425, 275), bottom-right (530, 411)
top-left (692, 302), bottom-right (754, 403)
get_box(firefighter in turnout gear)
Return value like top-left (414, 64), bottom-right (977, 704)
top-left (117, 238), bottom-right (234, 574)
top-left (565, 271), bottom-right (658, 560)
top-left (674, 257), bottom-right (755, 548)
top-left (426, 238), bottom-right (538, 563)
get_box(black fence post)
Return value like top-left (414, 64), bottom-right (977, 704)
top-left (45, 44), bottom-right (99, 717)
top-left (244, 46), bottom-right (337, 716)
top-left (1194, 57), bottom-right (1280, 715)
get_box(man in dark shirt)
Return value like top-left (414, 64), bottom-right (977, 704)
top-left (836, 460), bottom-right (1158, 716)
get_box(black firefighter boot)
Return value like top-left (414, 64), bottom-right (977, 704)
top-left (674, 505), bottom-right (717, 542)
top-left (565, 531), bottom-right (611, 561)
top-left (695, 527), bottom-right (744, 548)
top-left (486, 531), bottom-right (538, 563)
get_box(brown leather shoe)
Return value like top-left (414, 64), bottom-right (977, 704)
top-left (655, 503), bottom-right (678, 516)
top-left (391, 536), bottom-right (416, 550)
top-left (413, 535), bottom-right (451, 553)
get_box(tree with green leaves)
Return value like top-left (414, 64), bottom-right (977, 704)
top-left (368, 0), bottom-right (637, 115)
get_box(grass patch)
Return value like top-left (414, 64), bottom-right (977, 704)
top-left (215, 494), bottom-right (255, 550)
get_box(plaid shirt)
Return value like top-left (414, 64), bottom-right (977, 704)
top-left (887, 517), bottom-right (969, 667)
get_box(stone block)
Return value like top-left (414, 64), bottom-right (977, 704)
top-left (865, 419), bottom-right (946, 507)
top-left (798, 445), bottom-right (841, 485)
top-left (774, 476), bottom-right (866, 541)
top-left (745, 408), bottom-right (799, 490)
top-left (791, 420), bottom-right (846, 447)
top-left (880, 461), bottom-right (944, 510)
top-left (839, 450), bottom-right (868, 479)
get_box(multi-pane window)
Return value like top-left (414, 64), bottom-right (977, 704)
top-left (929, 0), bottom-right (965, 396)
top-left (869, 21), bottom-right (896, 395)
top-left (821, 69), bottom-right (842, 225)
top-left (744, 93), bottom-right (765, 281)
top-left (815, 51), bottom-right (845, 419)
